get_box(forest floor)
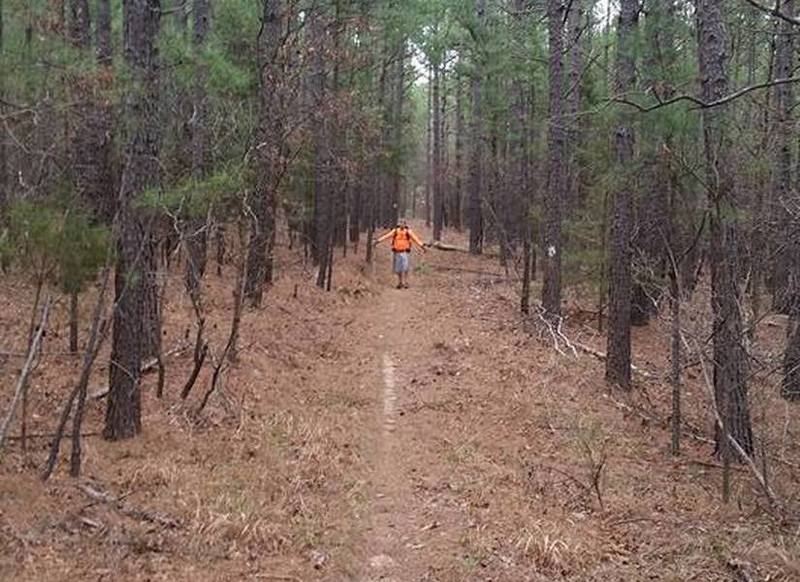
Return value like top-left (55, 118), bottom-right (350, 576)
top-left (1, 222), bottom-right (800, 581)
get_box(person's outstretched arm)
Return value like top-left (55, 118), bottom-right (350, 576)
top-left (375, 229), bottom-right (396, 245)
top-left (409, 230), bottom-right (427, 252)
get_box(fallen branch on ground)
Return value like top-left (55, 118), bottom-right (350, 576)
top-left (78, 482), bottom-right (180, 529)
top-left (431, 265), bottom-right (507, 278)
top-left (90, 340), bottom-right (192, 400)
top-left (7, 431), bottom-right (99, 441)
top-left (426, 240), bottom-right (500, 258)
top-left (572, 340), bottom-right (660, 381)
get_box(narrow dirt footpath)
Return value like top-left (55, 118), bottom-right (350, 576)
top-left (357, 281), bottom-right (467, 582)
top-left (347, 244), bottom-right (506, 582)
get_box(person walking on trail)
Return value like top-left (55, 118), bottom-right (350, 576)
top-left (374, 220), bottom-right (427, 289)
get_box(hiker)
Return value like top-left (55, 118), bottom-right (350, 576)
top-left (374, 220), bottom-right (427, 289)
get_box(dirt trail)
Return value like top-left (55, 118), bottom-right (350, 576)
top-left (358, 281), bottom-right (465, 582)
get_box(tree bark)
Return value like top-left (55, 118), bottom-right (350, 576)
top-left (425, 61), bottom-right (433, 227)
top-left (605, 0), bottom-right (638, 389)
top-left (696, 0), bottom-right (754, 465)
top-left (69, 291), bottom-right (79, 354)
top-left (513, 0), bottom-right (531, 313)
top-left (389, 45), bottom-right (405, 226)
top-left (105, 0), bottom-right (161, 441)
top-left (68, 0), bottom-right (90, 46)
top-left (184, 0), bottom-right (210, 300)
top-left (311, 6), bottom-right (333, 288)
top-left (433, 60), bottom-right (444, 241)
top-left (542, 0), bottom-right (566, 316)
top-left (453, 74), bottom-right (464, 231)
top-left (567, 0), bottom-right (583, 209)
top-left (0, 0), bottom-right (7, 210)
top-left (468, 0), bottom-right (486, 254)
top-left (96, 0), bottom-right (112, 64)
top-left (775, 0), bottom-right (800, 399)
top-left (244, 0), bottom-right (286, 304)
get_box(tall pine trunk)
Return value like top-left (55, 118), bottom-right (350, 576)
top-left (776, 0), bottom-right (800, 400)
top-left (311, 6), bottom-right (333, 288)
top-left (390, 45), bottom-right (405, 226)
top-left (567, 0), bottom-right (583, 209)
top-left (185, 0), bottom-right (210, 300)
top-left (513, 0), bottom-right (531, 313)
top-left (0, 0), bottom-right (6, 210)
top-left (244, 0), bottom-right (285, 305)
top-left (433, 60), bottom-right (444, 240)
top-left (468, 0), bottom-right (486, 254)
top-left (105, 0), bottom-right (161, 440)
top-left (453, 75), bottom-right (464, 231)
top-left (605, 0), bottom-right (638, 389)
top-left (696, 0), bottom-right (754, 470)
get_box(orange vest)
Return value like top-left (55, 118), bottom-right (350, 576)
top-left (392, 228), bottom-right (412, 252)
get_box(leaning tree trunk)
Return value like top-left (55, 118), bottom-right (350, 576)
top-left (105, 0), bottom-right (161, 441)
top-left (244, 0), bottom-right (285, 305)
top-left (605, 0), bottom-right (638, 389)
top-left (696, 0), bottom-right (754, 467)
top-left (542, 0), bottom-right (566, 316)
top-left (184, 0), bottom-right (210, 300)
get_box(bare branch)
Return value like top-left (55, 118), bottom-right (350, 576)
top-left (742, 0), bottom-right (800, 26)
top-left (613, 76), bottom-right (800, 112)
top-left (0, 298), bottom-right (52, 450)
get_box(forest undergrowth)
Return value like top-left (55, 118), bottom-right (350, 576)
top-left (1, 225), bottom-right (798, 581)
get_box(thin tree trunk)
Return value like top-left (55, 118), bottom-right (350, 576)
top-left (567, 0), bottom-right (583, 209)
top-left (426, 61), bottom-right (433, 227)
top-left (468, 0), bottom-right (486, 254)
top-left (669, 270), bottom-right (682, 455)
top-left (390, 45), bottom-right (405, 225)
top-left (184, 0), bottom-right (210, 300)
top-left (0, 300), bottom-right (51, 452)
top-left (69, 291), bottom-right (79, 354)
top-left (453, 75), bottom-right (464, 231)
top-left (312, 6), bottom-right (333, 288)
top-left (244, 0), bottom-right (285, 305)
top-left (433, 60), bottom-right (444, 241)
top-left (542, 0), bottom-right (566, 316)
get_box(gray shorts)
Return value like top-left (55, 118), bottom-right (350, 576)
top-left (393, 252), bottom-right (410, 274)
